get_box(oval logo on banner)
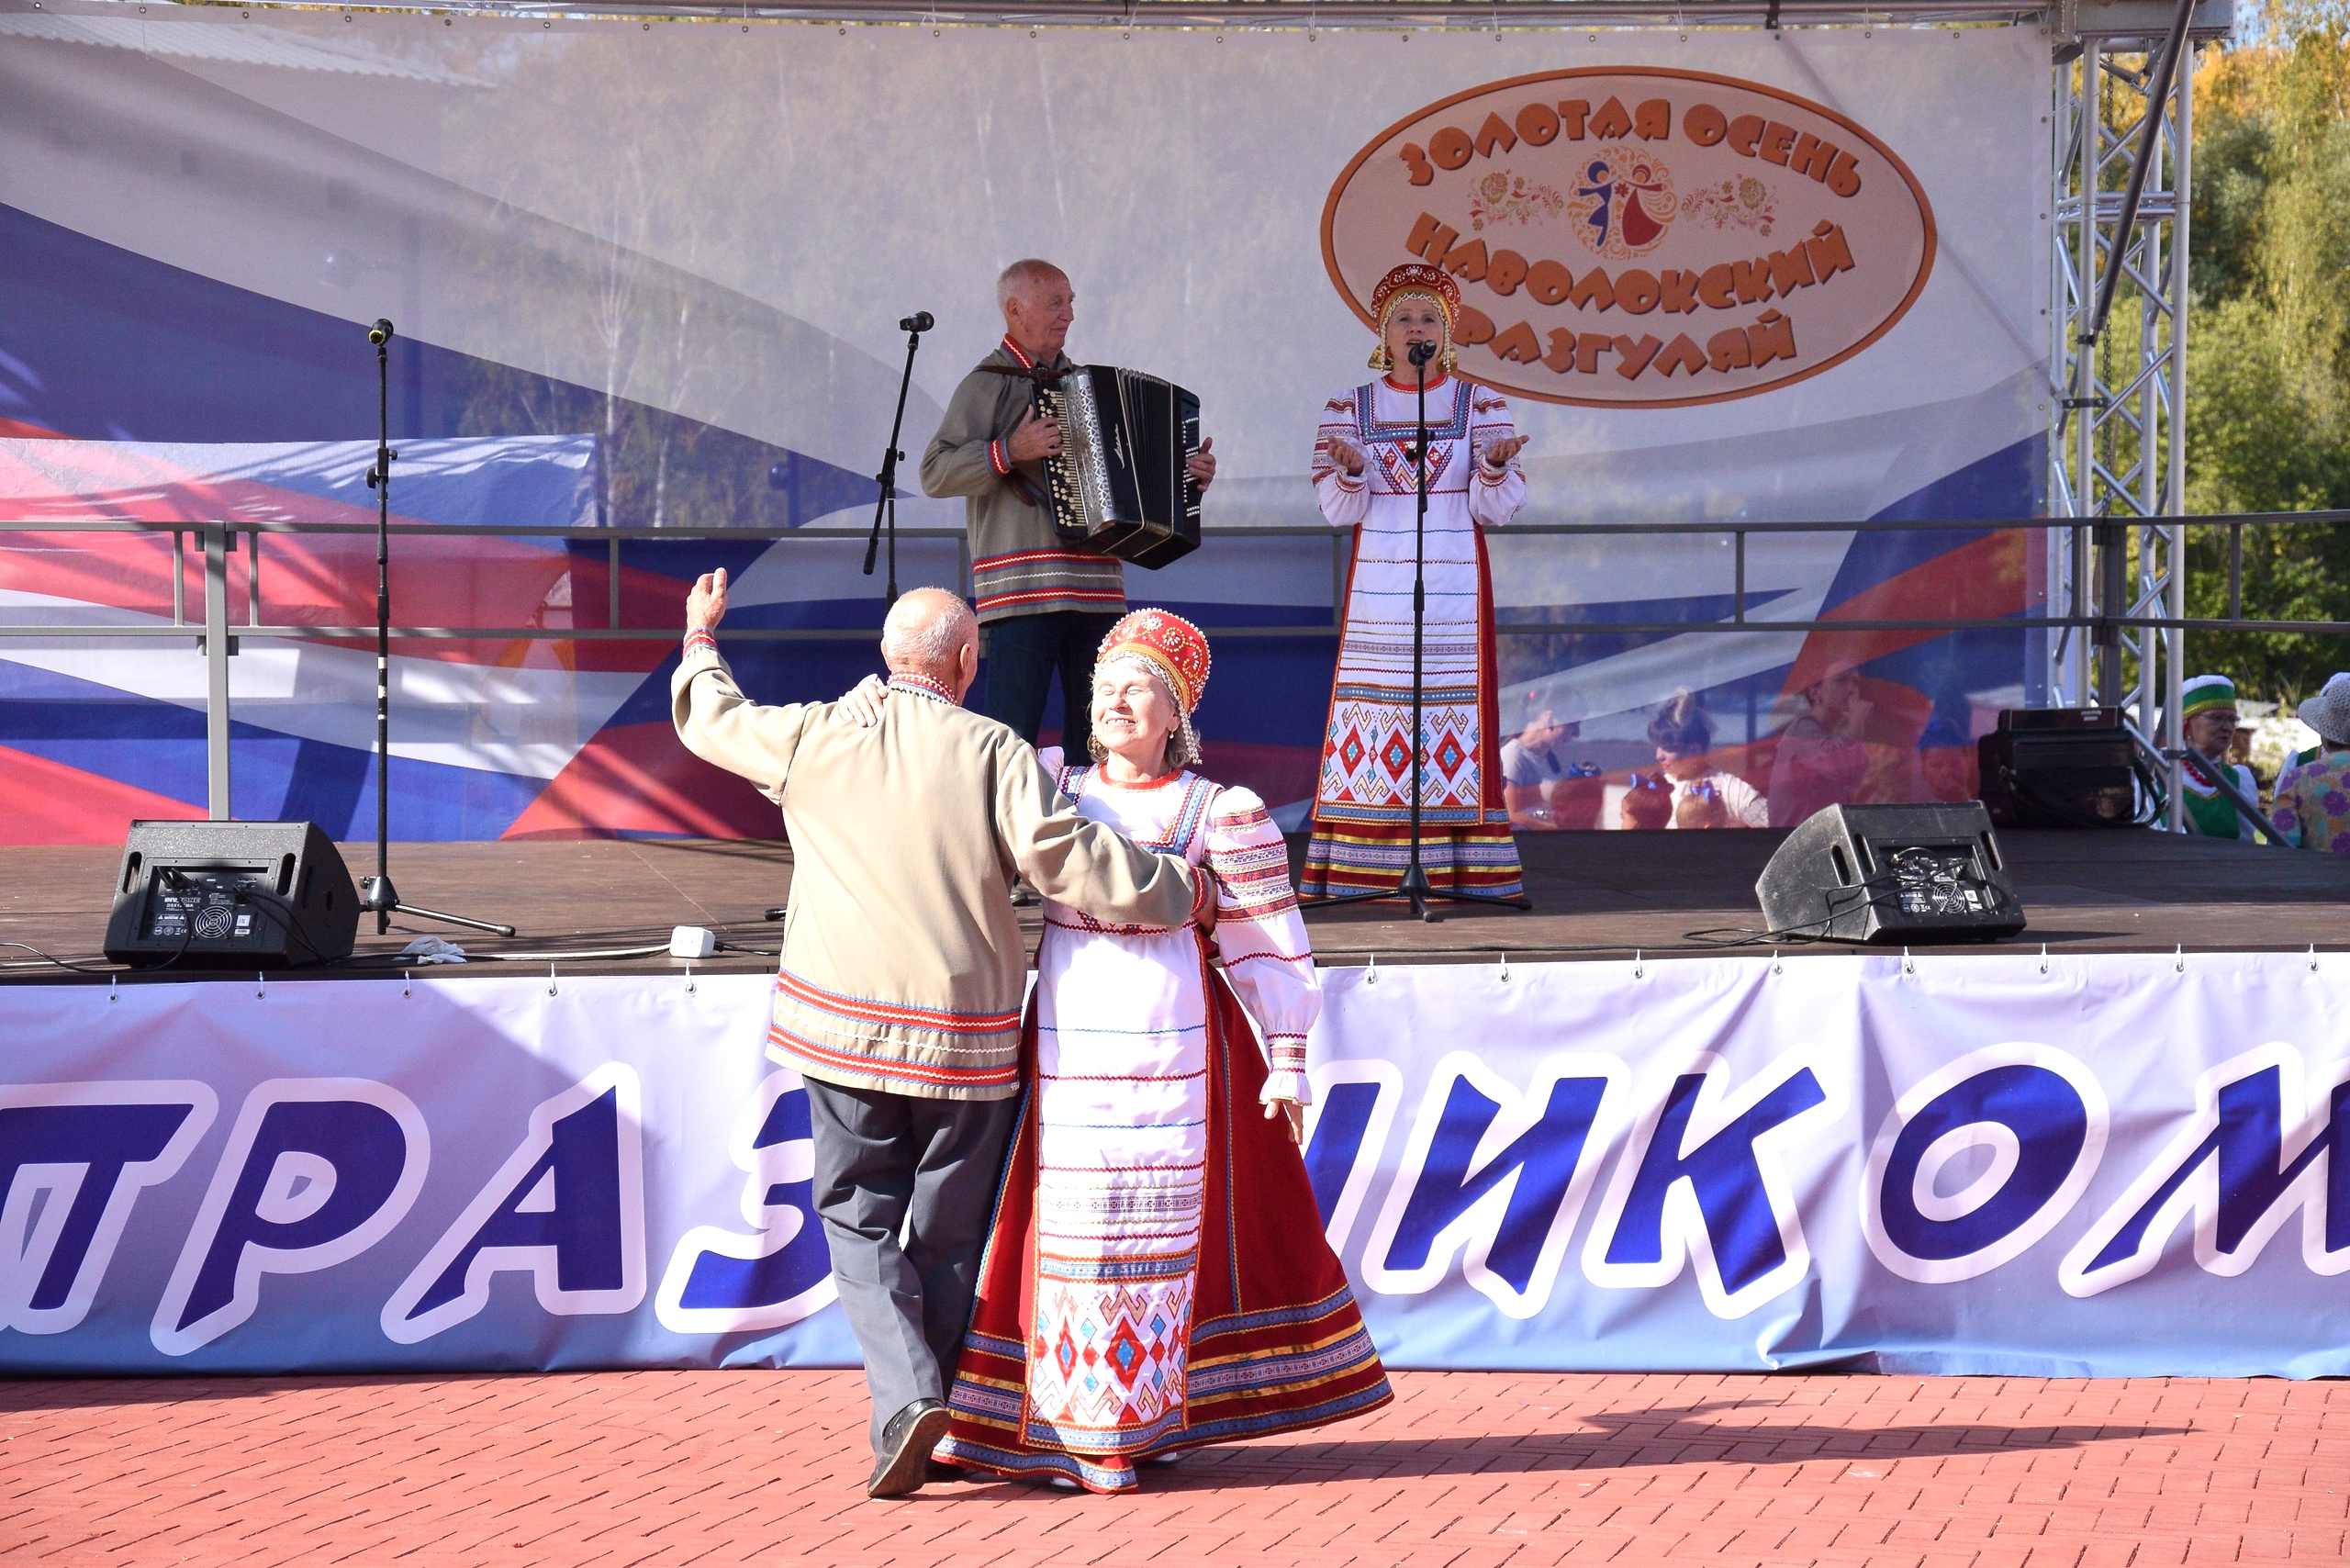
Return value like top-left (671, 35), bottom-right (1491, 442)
top-left (1321, 68), bottom-right (1937, 409)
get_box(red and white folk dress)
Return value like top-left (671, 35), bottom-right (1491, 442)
top-left (936, 751), bottom-right (1391, 1493)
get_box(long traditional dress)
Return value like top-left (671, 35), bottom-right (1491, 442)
top-left (936, 751), bottom-right (1392, 1494)
top-left (1303, 374), bottom-right (1528, 898)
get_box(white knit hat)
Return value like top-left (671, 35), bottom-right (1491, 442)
top-left (2298, 672), bottom-right (2350, 746)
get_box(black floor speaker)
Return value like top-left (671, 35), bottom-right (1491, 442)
top-left (1755, 802), bottom-right (2026, 945)
top-left (104, 821), bottom-right (360, 969)
top-left (1978, 707), bottom-right (2149, 828)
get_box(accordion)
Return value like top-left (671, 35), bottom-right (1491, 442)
top-left (1035, 365), bottom-right (1202, 569)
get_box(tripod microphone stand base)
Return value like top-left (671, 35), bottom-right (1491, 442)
top-left (358, 875), bottom-right (518, 939)
top-left (1304, 871), bottom-right (1532, 924)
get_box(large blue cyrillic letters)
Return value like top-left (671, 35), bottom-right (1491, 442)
top-left (654, 1068), bottom-right (834, 1335)
top-left (1583, 1050), bottom-right (1838, 1318)
top-left (152, 1079), bottom-right (429, 1355)
top-left (383, 1064), bottom-right (644, 1343)
top-left (0, 1084), bottom-right (217, 1336)
top-left (1361, 1053), bottom-right (1621, 1317)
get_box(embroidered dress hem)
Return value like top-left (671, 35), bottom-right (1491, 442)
top-left (937, 970), bottom-right (1392, 1495)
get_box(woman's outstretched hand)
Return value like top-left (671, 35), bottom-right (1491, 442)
top-left (1321, 434), bottom-right (1367, 478)
top-left (1265, 1096), bottom-right (1305, 1145)
top-left (835, 674), bottom-right (886, 727)
top-left (1477, 434), bottom-right (1528, 470)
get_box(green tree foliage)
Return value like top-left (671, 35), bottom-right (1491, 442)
top-left (2184, 0), bottom-right (2350, 700)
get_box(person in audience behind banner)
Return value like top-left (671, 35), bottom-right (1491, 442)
top-left (2271, 672), bottom-right (2350, 852)
top-left (1648, 691), bottom-right (1767, 829)
top-left (1502, 705), bottom-right (1604, 830)
top-left (1302, 263), bottom-right (1529, 898)
top-left (1766, 659), bottom-right (1929, 826)
top-left (2177, 674), bottom-right (2264, 840)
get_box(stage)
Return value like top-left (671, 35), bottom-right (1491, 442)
top-left (0, 827), bottom-right (2341, 983)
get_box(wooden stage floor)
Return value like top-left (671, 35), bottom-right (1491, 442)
top-left (2, 826), bottom-right (2344, 985)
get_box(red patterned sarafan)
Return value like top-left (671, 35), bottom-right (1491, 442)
top-left (1097, 608), bottom-right (1211, 714)
top-left (1368, 263), bottom-right (1462, 332)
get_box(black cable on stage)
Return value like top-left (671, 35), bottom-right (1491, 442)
top-left (0, 941), bottom-right (120, 975)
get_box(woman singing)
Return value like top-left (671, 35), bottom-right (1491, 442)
top-left (928, 609), bottom-right (1391, 1493)
top-left (1302, 263), bottom-right (1531, 900)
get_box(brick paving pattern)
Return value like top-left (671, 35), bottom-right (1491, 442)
top-left (3, 1369), bottom-right (2343, 1566)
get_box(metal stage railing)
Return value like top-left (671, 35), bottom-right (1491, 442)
top-left (4, 510), bottom-right (2345, 823)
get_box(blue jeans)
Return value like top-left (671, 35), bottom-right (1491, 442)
top-left (979, 610), bottom-right (1121, 754)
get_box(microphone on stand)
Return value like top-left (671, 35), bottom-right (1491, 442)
top-left (899, 311), bottom-right (935, 334)
top-left (368, 319), bottom-right (396, 345)
top-left (1407, 340), bottom-right (1438, 368)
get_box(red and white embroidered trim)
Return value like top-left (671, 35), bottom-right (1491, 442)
top-left (989, 439), bottom-right (1013, 478)
top-left (887, 672), bottom-right (959, 705)
top-left (682, 629), bottom-right (719, 657)
top-left (1002, 333), bottom-right (1036, 371)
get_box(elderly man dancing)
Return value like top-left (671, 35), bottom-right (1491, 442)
top-left (672, 575), bottom-right (1209, 1499)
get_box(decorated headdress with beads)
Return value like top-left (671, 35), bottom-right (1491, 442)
top-left (1367, 263), bottom-right (1461, 374)
top-left (1091, 608), bottom-right (1213, 770)
top-left (1097, 608), bottom-right (1210, 713)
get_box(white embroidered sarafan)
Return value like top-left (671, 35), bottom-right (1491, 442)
top-left (1304, 375), bottom-right (1527, 899)
top-left (1022, 751), bottom-right (1319, 1461)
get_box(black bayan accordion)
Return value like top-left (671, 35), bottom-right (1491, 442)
top-left (1036, 364), bottom-right (1202, 569)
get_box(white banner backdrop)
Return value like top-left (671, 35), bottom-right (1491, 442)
top-left (4, 953), bottom-right (2350, 1378)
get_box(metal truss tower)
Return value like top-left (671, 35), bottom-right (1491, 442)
top-left (2048, 4), bottom-right (2222, 824)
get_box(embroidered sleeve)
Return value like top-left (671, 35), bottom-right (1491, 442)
top-left (1467, 392), bottom-right (1528, 527)
top-left (1205, 786), bottom-right (1319, 1105)
top-left (988, 438), bottom-right (1013, 479)
top-left (1313, 393), bottom-right (1371, 528)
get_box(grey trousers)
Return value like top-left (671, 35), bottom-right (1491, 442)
top-left (802, 1077), bottom-right (1021, 1457)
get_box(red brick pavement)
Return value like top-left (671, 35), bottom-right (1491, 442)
top-left (3, 1370), bottom-right (2344, 1567)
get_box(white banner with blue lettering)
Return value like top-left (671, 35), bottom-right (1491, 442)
top-left (5, 954), bottom-right (2347, 1377)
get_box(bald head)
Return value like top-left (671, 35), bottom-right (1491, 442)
top-left (881, 588), bottom-right (978, 689)
top-left (999, 259), bottom-right (1075, 363)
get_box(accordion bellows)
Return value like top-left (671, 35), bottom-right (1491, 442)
top-left (1037, 364), bottom-right (1203, 569)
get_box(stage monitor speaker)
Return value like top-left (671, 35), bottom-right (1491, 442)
top-left (1755, 802), bottom-right (2026, 945)
top-left (1977, 707), bottom-right (2144, 828)
top-left (104, 821), bottom-right (360, 969)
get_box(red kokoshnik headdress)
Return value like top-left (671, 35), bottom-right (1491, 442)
top-left (1096, 608), bottom-right (1211, 715)
top-left (1367, 263), bottom-right (1460, 375)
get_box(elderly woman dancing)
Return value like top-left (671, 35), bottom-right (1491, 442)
top-left (1303, 263), bottom-right (1531, 901)
top-left (929, 608), bottom-right (1392, 1494)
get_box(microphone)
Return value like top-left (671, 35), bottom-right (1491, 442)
top-left (899, 311), bottom-right (934, 334)
top-left (368, 319), bottom-right (396, 345)
top-left (1407, 340), bottom-right (1438, 368)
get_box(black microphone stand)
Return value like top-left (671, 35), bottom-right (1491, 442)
top-left (862, 310), bottom-right (932, 602)
top-left (1306, 340), bottom-right (1529, 923)
top-left (355, 319), bottom-right (515, 940)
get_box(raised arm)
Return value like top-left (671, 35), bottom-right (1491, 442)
top-left (995, 745), bottom-right (1207, 930)
top-left (670, 567), bottom-right (819, 800)
top-left (1205, 788), bottom-right (1320, 1130)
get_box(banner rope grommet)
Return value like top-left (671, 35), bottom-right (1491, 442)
top-left (1772, 948), bottom-right (1783, 976)
top-left (1365, 952), bottom-right (1377, 985)
top-left (548, 962), bottom-right (558, 997)
top-left (2039, 943), bottom-right (2050, 976)
top-left (685, 960), bottom-right (697, 997)
top-left (1632, 948), bottom-right (1643, 980)
top-left (107, 974), bottom-right (117, 1003)
top-left (1496, 951), bottom-right (1508, 982)
top-left (403, 969), bottom-right (412, 998)
top-left (255, 971), bottom-right (265, 1001)
top-left (1902, 947), bottom-right (1915, 976)
top-left (2312, 943), bottom-right (2321, 972)
top-left (2176, 944), bottom-right (2186, 974)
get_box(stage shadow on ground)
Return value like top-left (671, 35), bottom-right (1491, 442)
top-left (0, 1372), bottom-right (510, 1411)
top-left (953, 1401), bottom-right (2190, 1494)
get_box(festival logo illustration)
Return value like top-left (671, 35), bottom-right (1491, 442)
top-left (1319, 68), bottom-right (1937, 409)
